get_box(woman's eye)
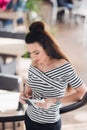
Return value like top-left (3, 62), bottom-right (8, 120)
top-left (35, 52), bottom-right (39, 55)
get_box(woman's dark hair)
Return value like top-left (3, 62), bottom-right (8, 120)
top-left (25, 21), bottom-right (69, 61)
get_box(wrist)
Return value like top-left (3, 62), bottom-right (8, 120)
top-left (55, 98), bottom-right (61, 105)
top-left (52, 98), bottom-right (59, 104)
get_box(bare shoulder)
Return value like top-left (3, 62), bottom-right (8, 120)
top-left (59, 59), bottom-right (68, 65)
top-left (55, 59), bottom-right (68, 67)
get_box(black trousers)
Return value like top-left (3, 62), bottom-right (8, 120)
top-left (24, 112), bottom-right (61, 130)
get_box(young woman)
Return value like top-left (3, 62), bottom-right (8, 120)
top-left (19, 21), bottom-right (87, 130)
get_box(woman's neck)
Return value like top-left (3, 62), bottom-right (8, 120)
top-left (37, 57), bottom-right (58, 72)
top-left (39, 57), bottom-right (54, 67)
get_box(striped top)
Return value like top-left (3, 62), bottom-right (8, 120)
top-left (26, 62), bottom-right (83, 123)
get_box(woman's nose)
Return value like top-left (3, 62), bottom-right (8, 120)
top-left (30, 54), bottom-right (36, 61)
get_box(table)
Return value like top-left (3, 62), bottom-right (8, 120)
top-left (0, 110), bottom-right (25, 130)
top-left (0, 11), bottom-right (27, 29)
top-left (0, 37), bottom-right (27, 62)
top-left (0, 90), bottom-right (25, 130)
top-left (0, 37), bottom-right (26, 56)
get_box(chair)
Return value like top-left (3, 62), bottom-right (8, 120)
top-left (0, 59), bottom-right (16, 74)
top-left (49, 0), bottom-right (69, 25)
top-left (0, 73), bottom-right (22, 91)
top-left (71, 0), bottom-right (87, 45)
top-left (0, 56), bottom-right (4, 72)
top-left (72, 0), bottom-right (87, 24)
top-left (0, 73), bottom-right (23, 130)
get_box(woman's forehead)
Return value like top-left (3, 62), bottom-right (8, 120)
top-left (27, 42), bottom-right (42, 51)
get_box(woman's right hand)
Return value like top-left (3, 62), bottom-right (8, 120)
top-left (19, 84), bottom-right (32, 104)
top-left (19, 92), bottom-right (31, 104)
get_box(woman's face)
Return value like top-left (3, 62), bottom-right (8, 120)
top-left (27, 42), bottom-right (48, 64)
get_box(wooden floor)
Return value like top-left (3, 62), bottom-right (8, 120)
top-left (0, 16), bottom-right (87, 130)
top-left (54, 17), bottom-right (87, 130)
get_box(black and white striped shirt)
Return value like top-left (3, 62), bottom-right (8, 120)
top-left (26, 62), bottom-right (83, 123)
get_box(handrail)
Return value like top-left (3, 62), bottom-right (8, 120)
top-left (60, 92), bottom-right (87, 114)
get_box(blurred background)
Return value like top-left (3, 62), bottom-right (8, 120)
top-left (0, 0), bottom-right (87, 130)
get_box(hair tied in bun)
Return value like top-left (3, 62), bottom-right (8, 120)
top-left (29, 21), bottom-right (45, 32)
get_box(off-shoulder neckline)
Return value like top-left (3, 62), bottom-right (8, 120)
top-left (31, 62), bottom-right (70, 74)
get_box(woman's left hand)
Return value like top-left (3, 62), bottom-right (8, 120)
top-left (35, 98), bottom-right (57, 109)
